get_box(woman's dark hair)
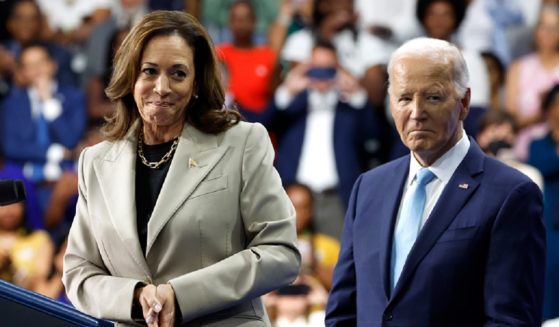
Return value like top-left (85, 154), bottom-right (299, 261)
top-left (481, 51), bottom-right (505, 85)
top-left (478, 110), bottom-right (518, 135)
top-left (416, 0), bottom-right (467, 31)
top-left (542, 83), bottom-right (559, 114)
top-left (103, 11), bottom-right (241, 141)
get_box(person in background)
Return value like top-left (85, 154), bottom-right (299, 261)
top-left (267, 0), bottom-right (314, 55)
top-left (62, 11), bottom-right (300, 326)
top-left (85, 0), bottom-right (146, 124)
top-left (528, 83), bottom-right (559, 321)
top-left (0, 42), bottom-right (86, 214)
top-left (1, 0), bottom-right (78, 90)
top-left (415, 0), bottom-right (490, 115)
top-left (217, 0), bottom-right (279, 120)
top-left (477, 110), bottom-right (543, 189)
top-left (481, 51), bottom-right (506, 112)
top-left (0, 200), bottom-right (54, 294)
top-left (271, 39), bottom-right (380, 240)
top-left (506, 4), bottom-right (559, 161)
top-left (326, 37), bottom-right (545, 326)
top-left (286, 183), bottom-right (339, 289)
top-left (266, 280), bottom-right (327, 327)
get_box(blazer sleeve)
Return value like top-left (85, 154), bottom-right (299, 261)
top-left (483, 180), bottom-right (545, 326)
top-left (325, 174), bottom-right (362, 326)
top-left (168, 123), bottom-right (301, 322)
top-left (62, 148), bottom-right (143, 322)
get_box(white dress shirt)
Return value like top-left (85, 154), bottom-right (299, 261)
top-left (296, 90), bottom-right (339, 192)
top-left (395, 131), bottom-right (470, 230)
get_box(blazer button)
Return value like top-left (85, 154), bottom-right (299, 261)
top-left (383, 312), bottom-right (393, 321)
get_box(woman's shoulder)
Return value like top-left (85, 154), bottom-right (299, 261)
top-left (77, 139), bottom-right (126, 164)
top-left (221, 121), bottom-right (267, 140)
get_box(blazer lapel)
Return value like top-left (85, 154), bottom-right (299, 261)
top-left (390, 141), bottom-right (485, 301)
top-left (145, 124), bottom-right (228, 255)
top-left (93, 125), bottom-right (151, 276)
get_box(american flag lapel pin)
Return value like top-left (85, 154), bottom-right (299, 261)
top-left (458, 183), bottom-right (469, 189)
top-left (188, 158), bottom-right (198, 168)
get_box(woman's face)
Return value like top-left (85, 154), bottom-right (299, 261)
top-left (535, 9), bottom-right (559, 52)
top-left (134, 34), bottom-right (195, 131)
top-left (0, 203), bottom-right (24, 231)
top-left (423, 1), bottom-right (456, 40)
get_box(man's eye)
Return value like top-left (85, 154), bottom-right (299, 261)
top-left (427, 95), bottom-right (442, 102)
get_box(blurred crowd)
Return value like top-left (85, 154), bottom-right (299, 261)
top-left (1, 0), bottom-right (559, 325)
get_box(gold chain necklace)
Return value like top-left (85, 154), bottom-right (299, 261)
top-left (137, 130), bottom-right (179, 169)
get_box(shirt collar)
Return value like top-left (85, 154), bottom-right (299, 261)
top-left (407, 130), bottom-right (470, 185)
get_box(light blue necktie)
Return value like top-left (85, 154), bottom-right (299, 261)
top-left (392, 168), bottom-right (436, 290)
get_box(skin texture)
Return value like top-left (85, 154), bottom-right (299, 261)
top-left (389, 56), bottom-right (470, 166)
top-left (133, 34), bottom-right (195, 145)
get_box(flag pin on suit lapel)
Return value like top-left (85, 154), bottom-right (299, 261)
top-left (458, 183), bottom-right (469, 189)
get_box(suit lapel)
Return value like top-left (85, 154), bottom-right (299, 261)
top-left (378, 157), bottom-right (410, 301)
top-left (93, 124), bottom-right (150, 275)
top-left (389, 141), bottom-right (485, 301)
top-left (145, 124), bottom-right (228, 255)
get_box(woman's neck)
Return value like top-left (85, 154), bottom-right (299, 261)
top-left (142, 121), bottom-right (184, 145)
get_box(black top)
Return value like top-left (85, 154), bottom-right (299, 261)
top-left (135, 139), bottom-right (175, 255)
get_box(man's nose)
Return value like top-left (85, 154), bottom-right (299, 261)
top-left (409, 98), bottom-right (426, 119)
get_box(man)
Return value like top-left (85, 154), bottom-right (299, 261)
top-left (326, 37), bottom-right (545, 326)
top-left (272, 40), bottom-right (380, 240)
top-left (0, 42), bottom-right (85, 211)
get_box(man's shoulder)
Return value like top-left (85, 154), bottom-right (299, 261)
top-left (481, 154), bottom-right (536, 189)
top-left (361, 155), bottom-right (409, 182)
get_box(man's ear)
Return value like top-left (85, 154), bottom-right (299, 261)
top-left (459, 88), bottom-right (471, 121)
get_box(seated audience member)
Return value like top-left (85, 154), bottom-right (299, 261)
top-left (195, 0), bottom-right (278, 45)
top-left (0, 200), bottom-right (54, 293)
top-left (481, 51), bottom-right (506, 112)
top-left (267, 0), bottom-right (313, 55)
top-left (286, 183), bottom-right (339, 289)
top-left (506, 4), bottom-right (559, 161)
top-left (0, 42), bottom-right (86, 212)
top-left (217, 0), bottom-right (278, 119)
top-left (528, 83), bottom-right (559, 321)
top-left (86, 26), bottom-right (129, 125)
top-left (1, 0), bottom-right (77, 89)
top-left (85, 0), bottom-right (145, 123)
top-left (33, 238), bottom-right (69, 303)
top-left (477, 110), bottom-right (543, 189)
top-left (416, 0), bottom-right (490, 111)
top-left (0, 154), bottom-right (42, 230)
top-left (36, 0), bottom-right (111, 46)
top-left (271, 40), bottom-right (380, 240)
top-left (265, 276), bottom-right (328, 327)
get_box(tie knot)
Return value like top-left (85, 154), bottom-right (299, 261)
top-left (416, 168), bottom-right (435, 186)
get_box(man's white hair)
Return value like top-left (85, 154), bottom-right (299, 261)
top-left (387, 37), bottom-right (470, 98)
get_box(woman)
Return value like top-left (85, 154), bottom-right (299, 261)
top-left (506, 4), bottom-right (559, 161)
top-left (62, 11), bottom-right (300, 327)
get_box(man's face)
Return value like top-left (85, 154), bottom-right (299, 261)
top-left (229, 3), bottom-right (255, 41)
top-left (389, 56), bottom-right (469, 166)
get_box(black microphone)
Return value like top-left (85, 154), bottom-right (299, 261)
top-left (0, 180), bottom-right (26, 206)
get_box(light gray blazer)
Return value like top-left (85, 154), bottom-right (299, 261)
top-left (62, 121), bottom-right (301, 326)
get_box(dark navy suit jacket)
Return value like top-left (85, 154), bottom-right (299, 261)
top-left (0, 85), bottom-right (86, 165)
top-left (326, 139), bottom-right (546, 326)
top-left (269, 90), bottom-right (380, 206)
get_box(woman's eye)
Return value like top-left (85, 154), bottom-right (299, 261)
top-left (142, 68), bottom-right (157, 75)
top-left (172, 70), bottom-right (187, 79)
